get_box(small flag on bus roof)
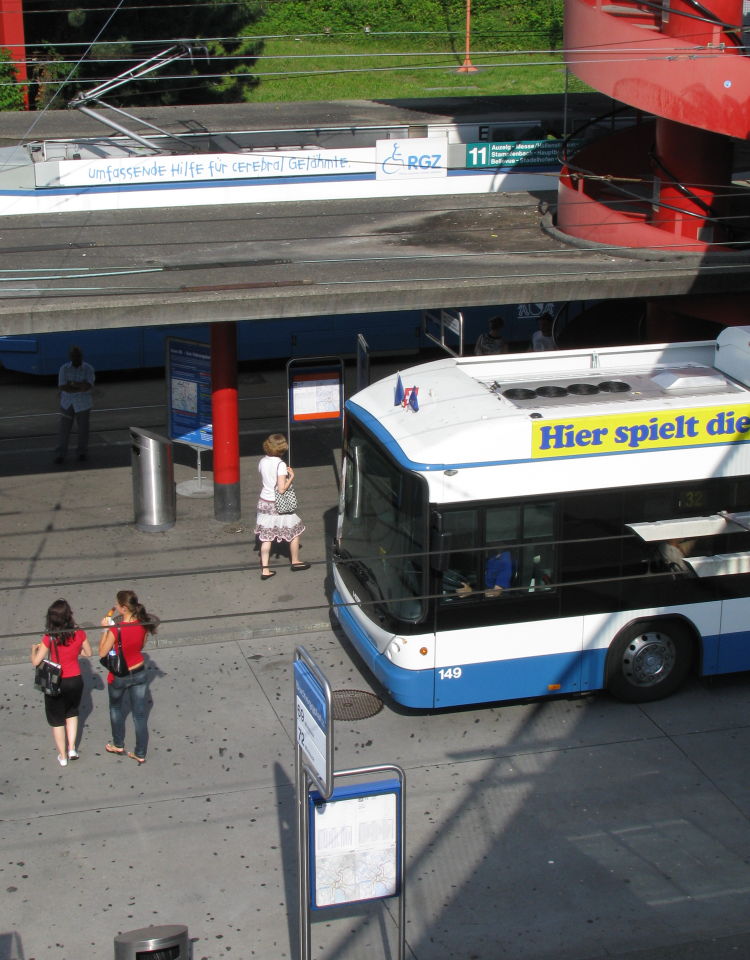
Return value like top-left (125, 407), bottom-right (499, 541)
top-left (409, 386), bottom-right (419, 411)
top-left (394, 372), bottom-right (404, 406)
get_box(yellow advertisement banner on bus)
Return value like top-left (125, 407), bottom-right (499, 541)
top-left (531, 405), bottom-right (750, 459)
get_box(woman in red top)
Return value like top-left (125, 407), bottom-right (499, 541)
top-left (31, 598), bottom-right (92, 767)
top-left (99, 588), bottom-right (159, 764)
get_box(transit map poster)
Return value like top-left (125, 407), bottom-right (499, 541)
top-left (309, 780), bottom-right (400, 909)
top-left (166, 338), bottom-right (213, 448)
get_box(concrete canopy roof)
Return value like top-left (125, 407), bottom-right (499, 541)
top-left (1, 97), bottom-right (749, 337)
top-left (2, 191), bottom-right (750, 337)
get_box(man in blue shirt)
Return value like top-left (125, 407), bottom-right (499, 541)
top-left (484, 550), bottom-right (513, 597)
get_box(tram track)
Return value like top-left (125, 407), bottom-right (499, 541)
top-left (0, 392), bottom-right (288, 444)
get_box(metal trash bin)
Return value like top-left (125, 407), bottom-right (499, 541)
top-left (130, 427), bottom-right (176, 532)
top-left (114, 924), bottom-right (188, 960)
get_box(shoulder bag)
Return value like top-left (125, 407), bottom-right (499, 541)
top-left (275, 465), bottom-right (299, 514)
top-left (100, 625), bottom-right (130, 677)
top-left (34, 639), bottom-right (63, 697)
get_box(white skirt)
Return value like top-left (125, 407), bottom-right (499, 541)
top-left (254, 498), bottom-right (305, 542)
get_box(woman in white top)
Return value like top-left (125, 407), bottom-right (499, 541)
top-left (253, 433), bottom-right (310, 580)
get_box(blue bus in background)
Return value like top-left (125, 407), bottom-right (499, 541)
top-left (0, 303), bottom-right (562, 376)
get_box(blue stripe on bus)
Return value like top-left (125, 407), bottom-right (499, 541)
top-left (332, 589), bottom-right (435, 708)
top-left (434, 652), bottom-right (587, 707)
top-left (333, 589), bottom-right (749, 707)
top-left (707, 630), bottom-right (750, 675)
top-left (334, 587), bottom-right (599, 708)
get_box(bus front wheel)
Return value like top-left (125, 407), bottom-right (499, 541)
top-left (606, 621), bottom-right (693, 703)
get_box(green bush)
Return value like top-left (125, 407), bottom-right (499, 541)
top-left (0, 47), bottom-right (25, 110)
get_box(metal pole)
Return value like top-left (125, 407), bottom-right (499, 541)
top-left (296, 744), bottom-right (311, 960)
top-left (457, 0), bottom-right (478, 73)
top-left (72, 104), bottom-right (166, 154)
top-left (294, 645), bottom-right (333, 960)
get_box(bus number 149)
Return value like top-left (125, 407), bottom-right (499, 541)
top-left (439, 667), bottom-right (463, 680)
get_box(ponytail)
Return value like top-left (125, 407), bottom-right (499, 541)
top-left (116, 589), bottom-right (160, 636)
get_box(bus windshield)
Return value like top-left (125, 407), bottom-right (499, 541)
top-left (337, 422), bottom-right (427, 625)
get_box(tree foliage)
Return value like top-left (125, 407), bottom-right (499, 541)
top-left (0, 47), bottom-right (26, 110)
top-left (22, 0), bottom-right (264, 107)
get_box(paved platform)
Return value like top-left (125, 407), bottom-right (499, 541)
top-left (5, 627), bottom-right (750, 960)
top-left (4, 369), bottom-right (750, 959)
top-left (0, 363), bottom-right (347, 664)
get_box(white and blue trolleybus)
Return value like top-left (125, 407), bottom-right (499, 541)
top-left (332, 327), bottom-right (750, 708)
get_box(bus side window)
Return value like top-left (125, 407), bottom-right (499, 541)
top-left (486, 502), bottom-right (556, 592)
top-left (440, 509), bottom-right (480, 597)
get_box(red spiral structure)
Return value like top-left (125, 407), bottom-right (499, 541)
top-left (558, 0), bottom-right (750, 257)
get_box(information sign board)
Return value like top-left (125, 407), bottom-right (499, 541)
top-left (309, 779), bottom-right (401, 909)
top-left (465, 138), bottom-right (583, 169)
top-left (166, 338), bottom-right (212, 448)
top-left (294, 659), bottom-right (330, 795)
top-left (290, 367), bottom-right (343, 422)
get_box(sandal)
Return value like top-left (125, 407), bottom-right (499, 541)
top-left (127, 752), bottom-right (146, 765)
top-left (105, 743), bottom-right (124, 755)
top-left (261, 569), bottom-right (276, 580)
top-left (290, 562), bottom-right (311, 571)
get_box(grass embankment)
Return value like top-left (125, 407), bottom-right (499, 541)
top-left (244, 36), bottom-right (591, 102)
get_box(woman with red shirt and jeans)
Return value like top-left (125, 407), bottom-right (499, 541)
top-left (99, 589), bottom-right (159, 764)
top-left (31, 599), bottom-right (92, 767)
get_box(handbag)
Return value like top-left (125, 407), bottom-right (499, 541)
top-left (100, 625), bottom-right (129, 677)
top-left (34, 639), bottom-right (63, 697)
top-left (275, 468), bottom-right (299, 514)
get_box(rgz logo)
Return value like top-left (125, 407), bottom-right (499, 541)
top-left (380, 142), bottom-right (444, 176)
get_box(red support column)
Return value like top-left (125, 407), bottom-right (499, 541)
top-left (0, 0), bottom-right (28, 107)
top-left (210, 322), bottom-right (241, 522)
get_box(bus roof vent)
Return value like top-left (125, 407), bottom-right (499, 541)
top-left (497, 378), bottom-right (632, 405)
top-left (651, 369), bottom-right (727, 391)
